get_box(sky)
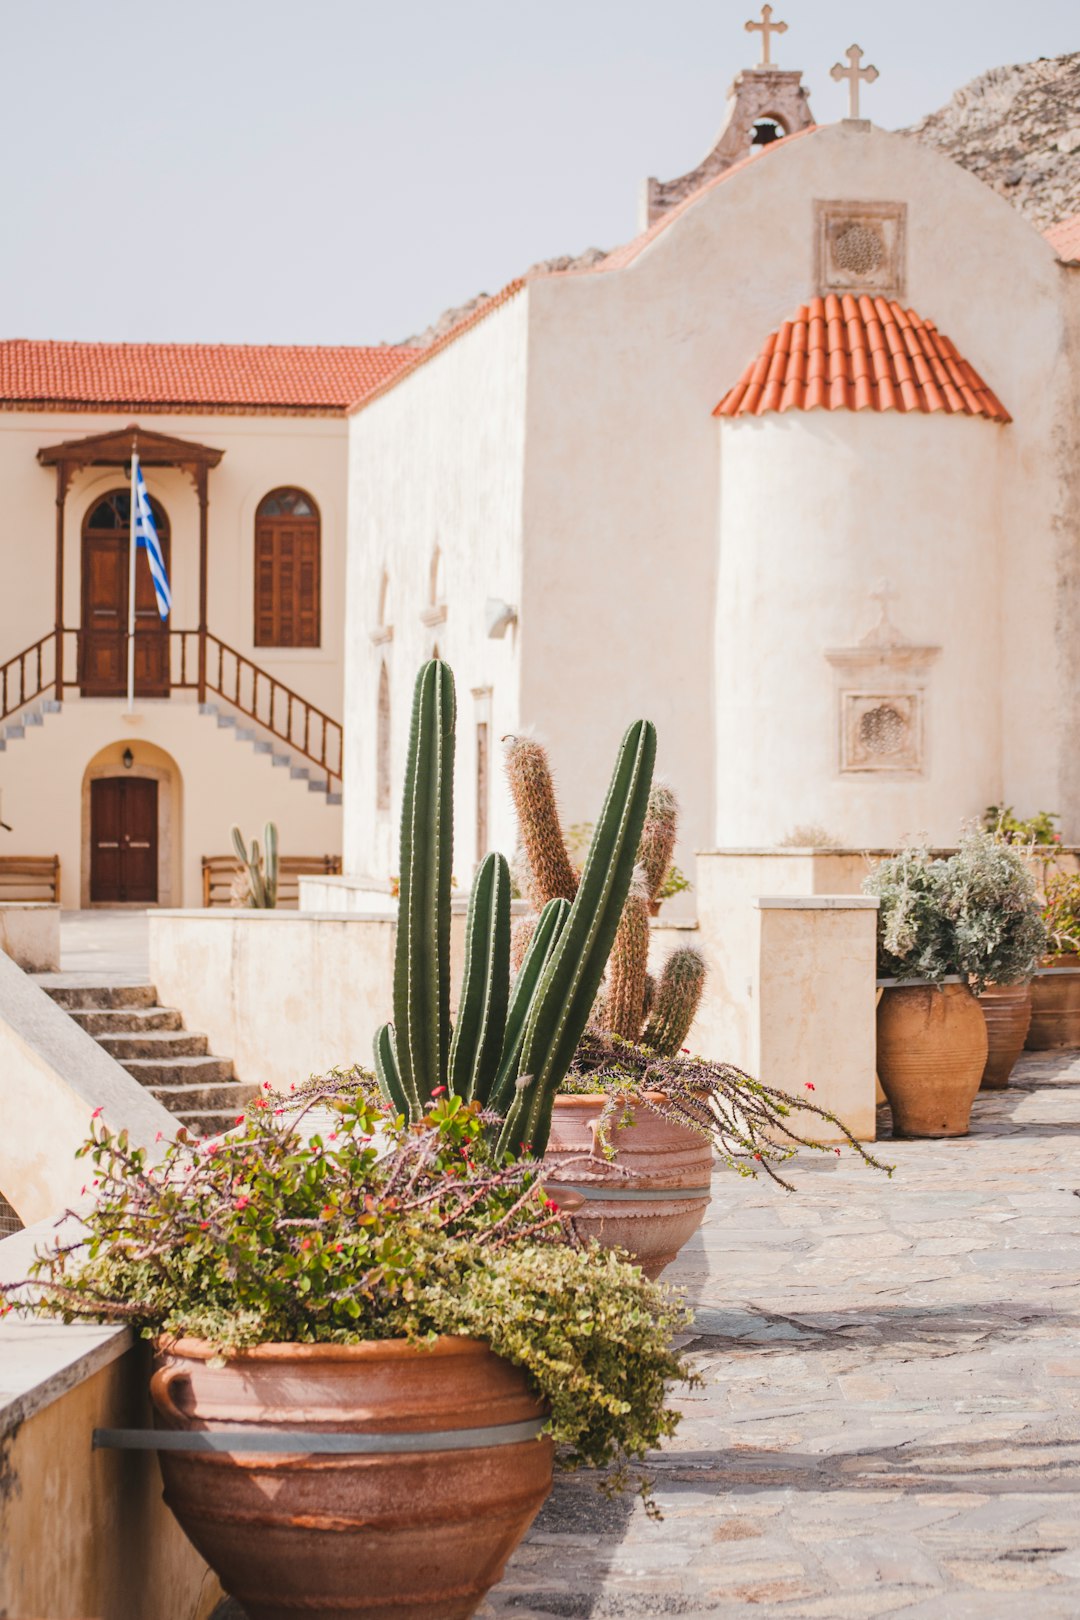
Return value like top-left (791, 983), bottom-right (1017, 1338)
top-left (1, 0), bottom-right (1076, 347)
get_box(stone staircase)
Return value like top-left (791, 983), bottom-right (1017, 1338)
top-left (40, 979), bottom-right (259, 1136)
top-left (199, 700), bottom-right (342, 806)
top-left (0, 696), bottom-right (61, 751)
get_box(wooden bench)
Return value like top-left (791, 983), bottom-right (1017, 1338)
top-left (202, 854), bottom-right (341, 909)
top-left (0, 855), bottom-right (60, 902)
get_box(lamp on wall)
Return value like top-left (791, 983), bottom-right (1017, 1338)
top-left (122, 748), bottom-right (134, 770)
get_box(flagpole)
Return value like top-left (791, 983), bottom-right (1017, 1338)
top-left (126, 448), bottom-right (138, 714)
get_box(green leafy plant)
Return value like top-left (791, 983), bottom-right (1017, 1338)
top-left (1041, 871), bottom-right (1080, 956)
top-left (864, 830), bottom-right (1047, 991)
top-left (3, 1086), bottom-right (691, 1495)
top-left (230, 821), bottom-right (279, 908)
top-left (373, 661), bottom-right (655, 1157)
top-left (505, 749), bottom-right (705, 1056)
top-left (983, 805), bottom-right (1062, 846)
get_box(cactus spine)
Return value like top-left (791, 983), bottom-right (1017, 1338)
top-left (374, 660), bottom-right (653, 1154)
top-left (505, 749), bottom-right (707, 1054)
top-left (230, 822), bottom-right (280, 909)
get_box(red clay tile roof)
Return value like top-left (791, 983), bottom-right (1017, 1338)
top-left (1045, 213), bottom-right (1080, 263)
top-left (0, 341), bottom-right (419, 414)
top-left (714, 295), bottom-right (1011, 422)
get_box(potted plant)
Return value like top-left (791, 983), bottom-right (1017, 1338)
top-left (373, 663), bottom-right (887, 1281)
top-left (1028, 871), bottom-right (1080, 1049)
top-left (6, 1087), bottom-right (690, 1620)
top-left (945, 829), bottom-right (1046, 1088)
top-left (864, 831), bottom-right (1046, 1134)
top-left (497, 734), bottom-right (887, 1278)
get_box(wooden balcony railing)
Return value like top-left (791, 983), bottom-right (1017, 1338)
top-left (0, 628), bottom-right (343, 791)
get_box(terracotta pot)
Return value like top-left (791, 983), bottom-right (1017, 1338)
top-left (876, 983), bottom-right (987, 1137)
top-left (149, 1335), bottom-right (553, 1620)
top-left (978, 983), bottom-right (1033, 1089)
top-left (543, 1093), bottom-right (713, 1279)
top-left (1026, 954), bottom-right (1080, 1050)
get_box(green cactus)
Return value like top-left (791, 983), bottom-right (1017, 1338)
top-left (642, 946), bottom-right (707, 1057)
top-left (230, 822), bottom-right (280, 909)
top-left (504, 742), bottom-right (708, 1053)
top-left (374, 660), bottom-right (653, 1156)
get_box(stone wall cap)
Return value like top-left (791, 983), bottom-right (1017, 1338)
top-left (754, 895), bottom-right (880, 909)
top-left (152, 908), bottom-right (397, 924)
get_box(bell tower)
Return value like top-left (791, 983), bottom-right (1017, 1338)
top-left (640, 7), bottom-right (814, 229)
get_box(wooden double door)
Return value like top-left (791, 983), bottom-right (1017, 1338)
top-left (90, 778), bottom-right (158, 904)
top-left (80, 490), bottom-right (171, 697)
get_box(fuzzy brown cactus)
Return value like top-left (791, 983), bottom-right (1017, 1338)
top-left (504, 734), bottom-right (706, 1054)
top-left (503, 736), bottom-right (579, 908)
top-left (606, 886), bottom-right (651, 1041)
top-left (510, 915), bottom-right (538, 976)
top-left (642, 947), bottom-right (707, 1057)
top-left (639, 784), bottom-right (679, 912)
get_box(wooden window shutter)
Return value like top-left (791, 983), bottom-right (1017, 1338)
top-left (254, 490), bottom-right (320, 648)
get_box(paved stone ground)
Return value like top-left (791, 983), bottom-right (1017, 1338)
top-left (478, 1049), bottom-right (1080, 1619)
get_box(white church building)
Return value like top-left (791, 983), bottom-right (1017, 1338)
top-left (340, 67), bottom-right (1080, 902)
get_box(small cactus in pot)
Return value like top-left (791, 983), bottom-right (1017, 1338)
top-left (230, 821), bottom-right (280, 909)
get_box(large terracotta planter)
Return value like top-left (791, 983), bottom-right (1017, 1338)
top-left (149, 1335), bottom-right (553, 1620)
top-left (978, 983), bottom-right (1033, 1089)
top-left (1026, 954), bottom-right (1080, 1050)
top-left (543, 1093), bottom-right (713, 1278)
top-left (876, 983), bottom-right (987, 1137)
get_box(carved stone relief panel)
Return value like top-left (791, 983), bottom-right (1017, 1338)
top-left (814, 200), bottom-right (907, 299)
top-left (825, 588), bottom-right (940, 779)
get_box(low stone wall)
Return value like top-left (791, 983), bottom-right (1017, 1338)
top-left (0, 952), bottom-right (174, 1225)
top-left (0, 901), bottom-right (60, 971)
top-left (149, 908), bottom-right (470, 1093)
top-left (0, 1222), bottom-right (221, 1620)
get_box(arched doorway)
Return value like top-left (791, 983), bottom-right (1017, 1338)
top-left (82, 740), bottom-right (182, 907)
top-left (80, 488), bottom-right (171, 697)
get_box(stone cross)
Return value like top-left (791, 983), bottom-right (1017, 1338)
top-left (745, 5), bottom-right (787, 68)
top-left (830, 43), bottom-right (880, 119)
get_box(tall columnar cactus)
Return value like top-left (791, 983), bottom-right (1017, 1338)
top-left (230, 821), bottom-right (280, 909)
top-left (504, 744), bottom-right (707, 1059)
top-left (374, 660), bottom-right (655, 1156)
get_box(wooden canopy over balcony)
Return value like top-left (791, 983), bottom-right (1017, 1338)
top-left (37, 424), bottom-right (225, 700)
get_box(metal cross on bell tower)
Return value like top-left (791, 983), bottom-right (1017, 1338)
top-left (745, 5), bottom-right (787, 69)
top-left (830, 43), bottom-right (880, 120)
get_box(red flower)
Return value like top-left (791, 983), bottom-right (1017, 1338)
top-left (235, 1114), bottom-right (245, 1125)
top-left (334, 1242), bottom-right (343, 1253)
top-left (805, 1082), bottom-right (815, 1091)
top-left (198, 1220), bottom-right (210, 1231)
top-left (91, 1106), bottom-right (104, 1119)
top-left (431, 1086), bottom-right (447, 1097)
top-left (753, 1153), bottom-right (762, 1162)
top-left (301, 1237), bottom-right (311, 1251)
top-left (544, 1198), bottom-right (560, 1213)
top-left (155, 1131), bottom-right (163, 1142)
top-left (263, 1081), bottom-right (271, 1091)
top-left (834, 1148), bottom-right (842, 1156)
top-left (234, 1195), bottom-right (249, 1211)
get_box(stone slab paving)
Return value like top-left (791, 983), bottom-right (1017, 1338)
top-left (478, 1049), bottom-right (1080, 1619)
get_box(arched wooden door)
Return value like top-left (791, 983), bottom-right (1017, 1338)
top-left (80, 489), bottom-right (171, 697)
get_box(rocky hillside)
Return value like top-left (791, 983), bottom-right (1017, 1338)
top-left (904, 53), bottom-right (1080, 232)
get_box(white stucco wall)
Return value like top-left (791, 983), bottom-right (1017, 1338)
top-left (344, 295), bottom-right (529, 885)
top-left (715, 411), bottom-right (1004, 846)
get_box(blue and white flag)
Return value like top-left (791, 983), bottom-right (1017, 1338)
top-left (134, 463), bottom-right (171, 620)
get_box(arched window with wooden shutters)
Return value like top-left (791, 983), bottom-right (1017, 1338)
top-left (254, 488), bottom-right (321, 648)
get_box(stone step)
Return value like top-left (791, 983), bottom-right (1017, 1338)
top-left (120, 1055), bottom-right (235, 1088)
top-left (97, 1029), bottom-right (210, 1060)
top-left (68, 1006), bottom-right (183, 1035)
top-left (173, 1109), bottom-right (250, 1138)
top-left (39, 980), bottom-right (158, 1010)
top-left (150, 1081), bottom-right (260, 1115)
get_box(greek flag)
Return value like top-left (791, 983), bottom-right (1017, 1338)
top-left (134, 463), bottom-right (171, 619)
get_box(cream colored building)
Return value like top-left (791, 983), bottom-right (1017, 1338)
top-left (340, 94), bottom-right (1080, 904)
top-left (0, 344), bottom-right (413, 907)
